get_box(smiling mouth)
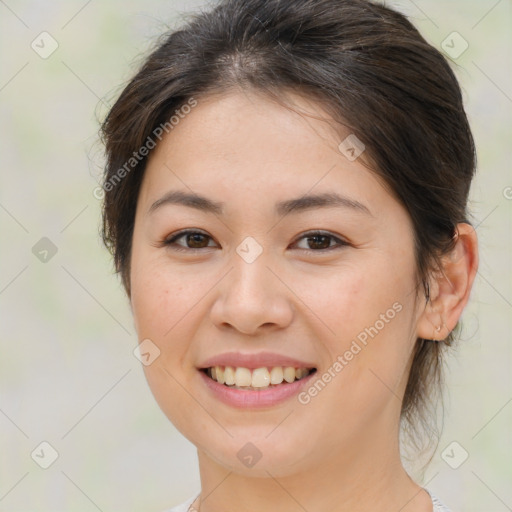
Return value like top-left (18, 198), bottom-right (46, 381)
top-left (202, 365), bottom-right (317, 390)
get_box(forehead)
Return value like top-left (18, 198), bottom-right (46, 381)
top-left (138, 89), bottom-right (396, 219)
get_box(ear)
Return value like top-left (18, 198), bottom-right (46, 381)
top-left (416, 223), bottom-right (479, 341)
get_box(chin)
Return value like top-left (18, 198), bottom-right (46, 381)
top-left (194, 427), bottom-right (320, 478)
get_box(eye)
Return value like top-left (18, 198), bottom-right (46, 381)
top-left (292, 230), bottom-right (349, 252)
top-left (163, 230), bottom-right (217, 251)
top-left (161, 229), bottom-right (349, 253)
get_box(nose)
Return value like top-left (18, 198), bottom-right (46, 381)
top-left (209, 251), bottom-right (294, 335)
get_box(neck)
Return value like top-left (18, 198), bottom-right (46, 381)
top-left (194, 428), bottom-right (432, 512)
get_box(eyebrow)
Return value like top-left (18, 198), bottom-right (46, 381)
top-left (147, 190), bottom-right (372, 217)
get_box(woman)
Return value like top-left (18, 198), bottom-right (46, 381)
top-left (99, 0), bottom-right (478, 510)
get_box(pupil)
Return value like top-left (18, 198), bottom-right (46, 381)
top-left (309, 235), bottom-right (330, 250)
top-left (188, 234), bottom-right (206, 248)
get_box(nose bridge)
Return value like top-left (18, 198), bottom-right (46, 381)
top-left (209, 243), bottom-right (293, 333)
top-left (227, 234), bottom-right (275, 300)
top-left (231, 247), bottom-right (272, 300)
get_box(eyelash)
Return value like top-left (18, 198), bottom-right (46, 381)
top-left (161, 229), bottom-right (349, 253)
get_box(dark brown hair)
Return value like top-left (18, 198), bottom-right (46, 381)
top-left (100, 0), bottom-right (476, 452)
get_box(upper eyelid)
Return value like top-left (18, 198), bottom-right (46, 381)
top-left (165, 229), bottom-right (214, 243)
top-left (165, 229), bottom-right (216, 246)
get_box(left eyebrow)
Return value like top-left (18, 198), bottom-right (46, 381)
top-left (275, 192), bottom-right (372, 217)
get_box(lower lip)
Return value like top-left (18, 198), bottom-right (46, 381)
top-left (198, 369), bottom-right (317, 408)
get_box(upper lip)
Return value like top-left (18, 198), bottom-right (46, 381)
top-left (198, 352), bottom-right (316, 370)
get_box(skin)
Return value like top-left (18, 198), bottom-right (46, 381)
top-left (129, 88), bottom-right (478, 512)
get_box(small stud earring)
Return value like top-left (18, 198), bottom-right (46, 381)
top-left (430, 324), bottom-right (442, 342)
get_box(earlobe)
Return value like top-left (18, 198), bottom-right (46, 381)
top-left (416, 223), bottom-right (479, 341)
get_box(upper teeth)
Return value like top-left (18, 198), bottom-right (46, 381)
top-left (207, 366), bottom-right (312, 388)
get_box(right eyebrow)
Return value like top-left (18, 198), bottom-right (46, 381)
top-left (147, 190), bottom-right (224, 216)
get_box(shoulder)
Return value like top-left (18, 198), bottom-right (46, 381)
top-left (160, 493), bottom-right (199, 512)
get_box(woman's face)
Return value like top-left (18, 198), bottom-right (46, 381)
top-left (130, 90), bottom-right (425, 477)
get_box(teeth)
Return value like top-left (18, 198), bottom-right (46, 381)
top-left (296, 368), bottom-right (307, 379)
top-left (206, 365), bottom-right (313, 389)
top-left (270, 366), bottom-right (284, 384)
top-left (283, 367), bottom-right (296, 383)
top-left (224, 366), bottom-right (235, 385)
top-left (251, 368), bottom-right (270, 388)
top-left (234, 367), bottom-right (252, 387)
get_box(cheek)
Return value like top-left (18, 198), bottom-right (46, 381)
top-left (300, 254), bottom-right (416, 410)
top-left (130, 255), bottom-right (204, 433)
top-left (297, 254), bottom-right (413, 348)
top-left (130, 249), bottom-right (220, 374)
top-left (130, 245), bottom-right (188, 338)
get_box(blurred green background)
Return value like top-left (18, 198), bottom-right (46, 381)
top-left (0, 1), bottom-right (510, 511)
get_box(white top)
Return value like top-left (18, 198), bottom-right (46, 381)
top-left (162, 489), bottom-right (452, 512)
top-left (162, 493), bottom-right (198, 512)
